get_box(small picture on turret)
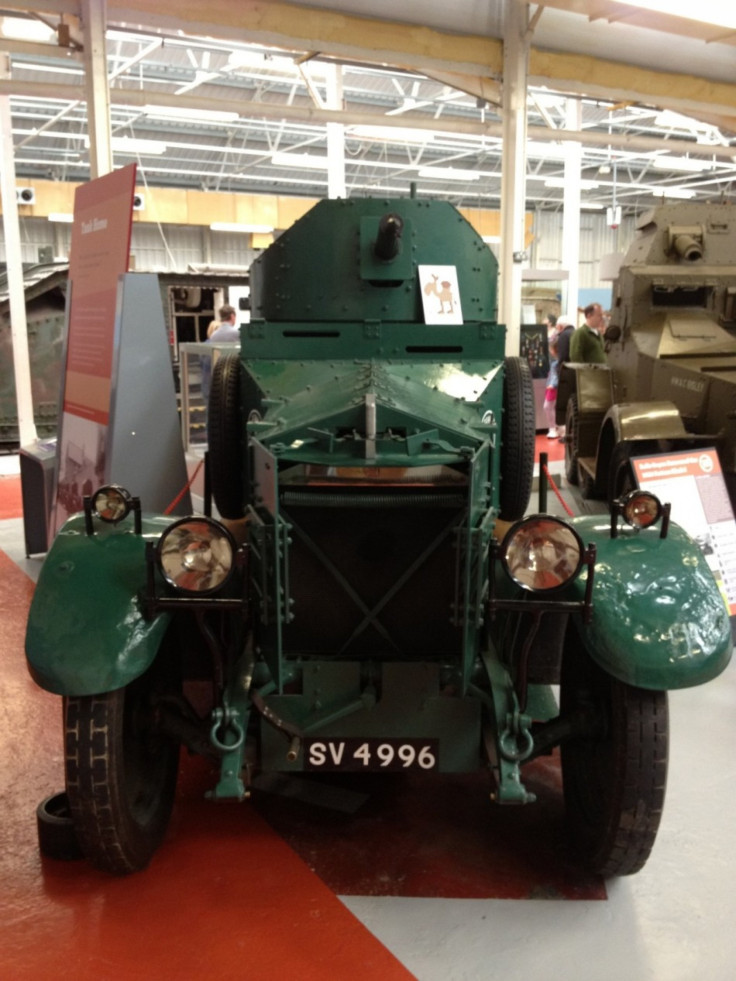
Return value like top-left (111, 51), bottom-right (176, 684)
top-left (418, 265), bottom-right (464, 325)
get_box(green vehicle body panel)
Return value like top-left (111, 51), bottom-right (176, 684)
top-left (259, 661), bottom-right (482, 775)
top-left (247, 358), bottom-right (503, 468)
top-left (249, 197), bottom-right (496, 324)
top-left (26, 503), bottom-right (731, 700)
top-left (25, 513), bottom-right (172, 695)
top-left (565, 515), bottom-right (732, 689)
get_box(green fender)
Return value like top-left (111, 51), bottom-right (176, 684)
top-left (567, 515), bottom-right (732, 689)
top-left (25, 513), bottom-right (173, 696)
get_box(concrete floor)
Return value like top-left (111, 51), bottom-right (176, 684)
top-left (1, 443), bottom-right (734, 980)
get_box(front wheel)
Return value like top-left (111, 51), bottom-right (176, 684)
top-left (560, 630), bottom-right (668, 877)
top-left (499, 356), bottom-right (535, 521)
top-left (607, 440), bottom-right (657, 509)
top-left (564, 395), bottom-right (580, 486)
top-left (209, 352), bottom-right (246, 519)
top-left (64, 662), bottom-right (180, 874)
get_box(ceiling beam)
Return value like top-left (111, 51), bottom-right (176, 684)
top-left (105, 1), bottom-right (736, 128)
top-left (529, 49), bottom-right (736, 129)
top-left (3, 77), bottom-right (736, 163)
top-left (418, 70), bottom-right (503, 110)
top-left (524, 0), bottom-right (736, 48)
top-left (107, 0), bottom-right (504, 77)
top-left (1, 2), bottom-right (734, 133)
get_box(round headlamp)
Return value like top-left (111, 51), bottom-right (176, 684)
top-left (91, 485), bottom-right (133, 524)
top-left (500, 515), bottom-right (584, 593)
top-left (620, 490), bottom-right (662, 529)
top-left (156, 517), bottom-right (236, 595)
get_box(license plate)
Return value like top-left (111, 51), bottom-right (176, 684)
top-left (304, 737), bottom-right (438, 771)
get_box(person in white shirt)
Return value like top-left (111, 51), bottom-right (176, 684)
top-left (207, 304), bottom-right (239, 342)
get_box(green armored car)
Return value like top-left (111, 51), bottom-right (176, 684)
top-left (26, 197), bottom-right (731, 876)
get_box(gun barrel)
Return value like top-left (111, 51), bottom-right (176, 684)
top-left (374, 212), bottom-right (404, 260)
top-left (672, 233), bottom-right (703, 262)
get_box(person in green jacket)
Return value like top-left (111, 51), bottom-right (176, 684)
top-left (570, 303), bottom-right (606, 364)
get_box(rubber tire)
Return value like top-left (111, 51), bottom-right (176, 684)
top-left (64, 663), bottom-right (180, 875)
top-left (577, 462), bottom-right (597, 500)
top-left (607, 441), bottom-right (657, 510)
top-left (37, 791), bottom-right (84, 861)
top-left (560, 628), bottom-right (668, 877)
top-left (208, 352), bottom-right (246, 520)
top-left (564, 395), bottom-right (580, 486)
top-left (499, 356), bottom-right (535, 521)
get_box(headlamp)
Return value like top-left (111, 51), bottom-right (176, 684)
top-left (620, 490), bottom-right (663, 529)
top-left (500, 515), bottom-right (585, 593)
top-left (156, 517), bottom-right (236, 595)
top-left (91, 485), bottom-right (133, 524)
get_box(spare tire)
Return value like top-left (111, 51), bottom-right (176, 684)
top-left (499, 356), bottom-right (535, 521)
top-left (208, 353), bottom-right (246, 519)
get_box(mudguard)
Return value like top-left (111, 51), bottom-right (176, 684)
top-left (567, 514), bottom-right (732, 689)
top-left (607, 400), bottom-right (688, 442)
top-left (25, 513), bottom-right (173, 696)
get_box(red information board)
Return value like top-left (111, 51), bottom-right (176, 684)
top-left (62, 164), bottom-right (137, 424)
top-left (53, 165), bottom-right (136, 530)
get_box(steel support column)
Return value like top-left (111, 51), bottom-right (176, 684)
top-left (82, 0), bottom-right (112, 178)
top-left (326, 65), bottom-right (346, 200)
top-left (0, 51), bottom-right (37, 446)
top-left (499, 1), bottom-right (529, 357)
top-left (562, 99), bottom-right (582, 319)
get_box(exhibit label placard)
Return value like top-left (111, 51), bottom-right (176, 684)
top-left (633, 448), bottom-right (736, 615)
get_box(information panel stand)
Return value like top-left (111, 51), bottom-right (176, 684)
top-left (633, 448), bottom-right (736, 616)
top-left (106, 272), bottom-right (191, 515)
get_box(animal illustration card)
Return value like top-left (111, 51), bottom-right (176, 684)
top-left (418, 265), bottom-right (464, 325)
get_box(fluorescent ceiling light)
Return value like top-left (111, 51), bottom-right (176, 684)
top-left (544, 178), bottom-right (600, 189)
top-left (144, 105), bottom-right (239, 123)
top-left (530, 91), bottom-right (566, 110)
top-left (482, 235), bottom-right (501, 243)
top-left (1, 16), bottom-right (55, 42)
top-left (612, 0), bottom-right (736, 30)
top-left (224, 50), bottom-right (301, 74)
top-left (417, 167), bottom-right (481, 181)
top-left (48, 213), bottom-right (74, 223)
top-left (111, 136), bottom-right (168, 155)
top-left (526, 141), bottom-right (569, 160)
top-left (210, 222), bottom-right (274, 233)
top-left (350, 125), bottom-right (436, 144)
top-left (652, 187), bottom-right (696, 199)
top-left (654, 109), bottom-right (712, 131)
top-left (271, 151), bottom-right (329, 169)
top-left (650, 155), bottom-right (713, 172)
top-left (11, 61), bottom-right (81, 77)
top-left (84, 136), bottom-right (168, 155)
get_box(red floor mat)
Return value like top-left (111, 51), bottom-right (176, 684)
top-left (0, 550), bottom-right (414, 981)
top-left (0, 474), bottom-right (23, 519)
top-left (252, 759), bottom-right (605, 901)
